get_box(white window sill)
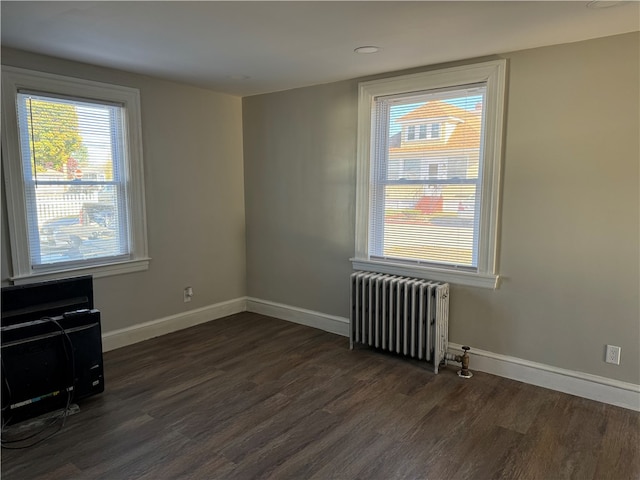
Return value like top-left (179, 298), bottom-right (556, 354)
top-left (351, 258), bottom-right (499, 289)
top-left (10, 258), bottom-right (151, 285)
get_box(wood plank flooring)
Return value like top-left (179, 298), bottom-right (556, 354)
top-left (2, 312), bottom-right (639, 479)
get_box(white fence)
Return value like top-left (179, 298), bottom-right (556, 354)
top-left (36, 191), bottom-right (99, 228)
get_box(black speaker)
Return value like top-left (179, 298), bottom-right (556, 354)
top-left (1, 310), bottom-right (104, 426)
top-left (1, 275), bottom-right (93, 327)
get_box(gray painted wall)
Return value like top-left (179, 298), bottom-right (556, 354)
top-left (1, 48), bottom-right (247, 333)
top-left (243, 80), bottom-right (358, 316)
top-left (243, 33), bottom-right (639, 384)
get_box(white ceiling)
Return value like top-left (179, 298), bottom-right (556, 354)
top-left (2, 1), bottom-right (638, 97)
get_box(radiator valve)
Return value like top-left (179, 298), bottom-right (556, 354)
top-left (446, 345), bottom-right (473, 379)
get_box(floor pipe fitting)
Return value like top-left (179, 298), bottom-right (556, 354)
top-left (446, 345), bottom-right (473, 379)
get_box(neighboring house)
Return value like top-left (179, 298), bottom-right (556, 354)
top-left (387, 100), bottom-right (481, 215)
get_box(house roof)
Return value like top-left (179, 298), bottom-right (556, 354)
top-left (396, 101), bottom-right (474, 123)
top-left (390, 101), bottom-right (482, 154)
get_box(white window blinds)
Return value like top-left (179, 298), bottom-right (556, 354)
top-left (16, 92), bottom-right (130, 269)
top-left (369, 84), bottom-right (487, 270)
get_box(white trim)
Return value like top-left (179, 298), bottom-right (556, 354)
top-left (10, 258), bottom-right (151, 285)
top-left (246, 297), bottom-right (350, 337)
top-left (101, 297), bottom-right (246, 352)
top-left (351, 258), bottom-right (499, 289)
top-left (244, 298), bottom-right (639, 411)
top-left (448, 342), bottom-right (640, 412)
top-left (1, 66), bottom-right (148, 280)
top-left (354, 81), bottom-right (373, 261)
top-left (354, 60), bottom-right (506, 288)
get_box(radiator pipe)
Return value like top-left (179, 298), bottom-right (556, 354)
top-left (446, 345), bottom-right (473, 379)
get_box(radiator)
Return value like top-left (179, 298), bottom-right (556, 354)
top-left (350, 272), bottom-right (449, 374)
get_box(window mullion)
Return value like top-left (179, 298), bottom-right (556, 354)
top-left (30, 180), bottom-right (120, 186)
top-left (381, 178), bottom-right (479, 186)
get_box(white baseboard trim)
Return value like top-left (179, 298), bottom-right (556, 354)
top-left (101, 297), bottom-right (247, 352)
top-left (246, 297), bottom-right (349, 337)
top-left (245, 297), bottom-right (639, 411)
top-left (446, 343), bottom-right (639, 411)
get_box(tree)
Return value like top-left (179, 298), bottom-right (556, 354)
top-left (23, 97), bottom-right (87, 176)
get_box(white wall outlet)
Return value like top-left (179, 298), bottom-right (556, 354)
top-left (605, 345), bottom-right (621, 365)
top-left (183, 286), bottom-right (193, 303)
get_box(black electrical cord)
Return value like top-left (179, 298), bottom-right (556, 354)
top-left (1, 316), bottom-right (75, 447)
top-left (2, 357), bottom-right (13, 412)
top-left (1, 316), bottom-right (76, 449)
top-left (1, 318), bottom-right (74, 448)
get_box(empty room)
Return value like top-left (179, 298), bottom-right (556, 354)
top-left (1, 1), bottom-right (638, 479)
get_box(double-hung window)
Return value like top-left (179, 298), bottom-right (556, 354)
top-left (353, 60), bottom-right (506, 288)
top-left (2, 67), bottom-right (149, 283)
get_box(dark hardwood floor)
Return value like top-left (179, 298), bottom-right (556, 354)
top-left (2, 312), bottom-right (639, 479)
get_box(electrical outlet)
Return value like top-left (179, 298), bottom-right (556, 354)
top-left (605, 345), bottom-right (621, 365)
top-left (183, 286), bottom-right (193, 303)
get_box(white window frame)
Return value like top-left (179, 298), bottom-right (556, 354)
top-left (1, 67), bottom-right (150, 284)
top-left (352, 60), bottom-right (506, 289)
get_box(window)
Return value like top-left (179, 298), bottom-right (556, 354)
top-left (428, 163), bottom-right (439, 180)
top-left (402, 159), bottom-right (421, 179)
top-left (353, 60), bottom-right (506, 288)
top-left (407, 125), bottom-right (416, 141)
top-left (2, 67), bottom-right (149, 283)
top-left (408, 122), bottom-right (441, 141)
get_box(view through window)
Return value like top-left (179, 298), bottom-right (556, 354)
top-left (17, 92), bottom-right (129, 269)
top-left (370, 85), bottom-right (486, 269)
